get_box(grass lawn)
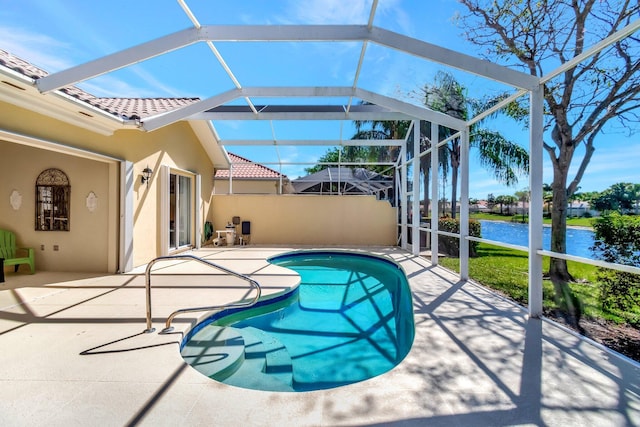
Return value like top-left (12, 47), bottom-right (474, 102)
top-left (439, 242), bottom-right (638, 326)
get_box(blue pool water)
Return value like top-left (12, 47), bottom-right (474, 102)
top-left (181, 251), bottom-right (415, 392)
top-left (480, 220), bottom-right (596, 259)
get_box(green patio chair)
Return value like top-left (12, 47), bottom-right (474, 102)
top-left (0, 229), bottom-right (35, 274)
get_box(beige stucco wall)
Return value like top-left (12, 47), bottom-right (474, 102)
top-left (0, 141), bottom-right (113, 272)
top-left (214, 179), bottom-right (281, 194)
top-left (0, 100), bottom-right (215, 271)
top-left (211, 194), bottom-right (397, 245)
top-left (213, 179), bottom-right (295, 195)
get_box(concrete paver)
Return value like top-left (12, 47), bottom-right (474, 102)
top-left (0, 246), bottom-right (638, 426)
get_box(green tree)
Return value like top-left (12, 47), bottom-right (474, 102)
top-left (591, 213), bottom-right (640, 321)
top-left (543, 183), bottom-right (553, 216)
top-left (494, 194), bottom-right (513, 215)
top-left (457, 0), bottom-right (640, 322)
top-left (351, 117), bottom-right (449, 218)
top-left (304, 148), bottom-right (340, 174)
top-left (487, 193), bottom-right (496, 211)
top-left (631, 184), bottom-right (640, 215)
top-left (593, 182), bottom-right (635, 213)
top-left (352, 118), bottom-right (411, 165)
top-left (515, 188), bottom-right (530, 222)
top-left (422, 71), bottom-right (529, 219)
top-left (304, 145), bottom-right (391, 175)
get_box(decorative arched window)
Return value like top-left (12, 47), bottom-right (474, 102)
top-left (35, 168), bottom-right (70, 231)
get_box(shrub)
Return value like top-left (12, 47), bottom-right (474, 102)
top-left (591, 213), bottom-right (640, 315)
top-left (438, 217), bottom-right (481, 257)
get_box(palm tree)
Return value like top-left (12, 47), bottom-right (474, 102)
top-left (422, 71), bottom-right (529, 219)
top-left (352, 118), bottom-right (450, 219)
top-left (515, 188), bottom-right (530, 222)
top-left (352, 119), bottom-right (411, 161)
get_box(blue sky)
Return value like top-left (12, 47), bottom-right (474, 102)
top-left (1, 0), bottom-right (637, 199)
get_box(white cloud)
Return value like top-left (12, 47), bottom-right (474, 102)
top-left (0, 22), bottom-right (188, 98)
top-left (282, 0), bottom-right (374, 24)
top-left (0, 26), bottom-right (74, 72)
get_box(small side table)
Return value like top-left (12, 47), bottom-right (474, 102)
top-left (215, 229), bottom-right (236, 246)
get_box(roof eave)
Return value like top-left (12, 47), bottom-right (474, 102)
top-left (0, 69), bottom-right (129, 136)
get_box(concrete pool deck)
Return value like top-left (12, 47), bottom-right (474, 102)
top-left (0, 246), bottom-right (638, 426)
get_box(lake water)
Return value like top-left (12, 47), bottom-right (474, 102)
top-left (479, 220), bottom-right (596, 259)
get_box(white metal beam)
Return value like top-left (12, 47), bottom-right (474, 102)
top-left (241, 86), bottom-right (356, 97)
top-left (400, 140), bottom-right (408, 249)
top-left (198, 24), bottom-right (370, 42)
top-left (528, 85), bottom-right (544, 318)
top-left (347, 0), bottom-right (377, 113)
top-left (178, 0), bottom-right (258, 114)
top-left (220, 139), bottom-right (404, 146)
top-left (355, 88), bottom-right (465, 130)
top-left (430, 122), bottom-right (439, 266)
top-left (38, 24), bottom-right (540, 95)
top-left (36, 28), bottom-right (201, 93)
top-left (142, 89), bottom-right (241, 131)
top-left (459, 127), bottom-right (470, 280)
top-left (369, 27), bottom-right (540, 90)
top-left (541, 19), bottom-right (640, 85)
top-left (411, 121), bottom-right (421, 256)
top-left (189, 111), bottom-right (411, 121)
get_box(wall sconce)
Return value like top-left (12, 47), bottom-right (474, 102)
top-left (141, 166), bottom-right (153, 185)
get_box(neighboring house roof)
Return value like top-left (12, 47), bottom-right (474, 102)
top-left (0, 49), bottom-right (200, 120)
top-left (292, 167), bottom-right (393, 195)
top-left (214, 152), bottom-right (287, 180)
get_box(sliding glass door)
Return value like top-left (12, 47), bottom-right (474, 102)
top-left (169, 173), bottom-right (192, 250)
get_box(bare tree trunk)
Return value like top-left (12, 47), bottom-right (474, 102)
top-left (548, 130), bottom-right (581, 330)
top-left (549, 184), bottom-right (573, 281)
top-left (548, 126), bottom-right (575, 284)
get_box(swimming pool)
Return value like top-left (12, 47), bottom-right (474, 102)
top-left (181, 250), bottom-right (415, 392)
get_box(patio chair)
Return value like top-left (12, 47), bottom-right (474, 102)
top-left (0, 229), bottom-right (35, 274)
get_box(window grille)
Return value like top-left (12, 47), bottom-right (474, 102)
top-left (35, 168), bottom-right (70, 231)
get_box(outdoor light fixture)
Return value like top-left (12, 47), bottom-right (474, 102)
top-left (141, 166), bottom-right (153, 185)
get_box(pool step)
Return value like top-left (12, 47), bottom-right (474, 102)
top-left (244, 326), bottom-right (293, 382)
top-left (221, 326), bottom-right (294, 391)
top-left (180, 325), bottom-right (245, 381)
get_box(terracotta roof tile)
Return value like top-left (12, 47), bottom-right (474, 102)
top-left (0, 49), bottom-right (200, 120)
top-left (215, 153), bottom-right (287, 180)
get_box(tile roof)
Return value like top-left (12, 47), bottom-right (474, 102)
top-left (215, 152), bottom-right (287, 180)
top-left (0, 49), bottom-right (200, 120)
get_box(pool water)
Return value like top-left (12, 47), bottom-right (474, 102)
top-left (181, 251), bottom-right (415, 392)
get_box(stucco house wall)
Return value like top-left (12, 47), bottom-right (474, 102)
top-left (0, 140), bottom-right (113, 272)
top-left (0, 99), bottom-right (215, 272)
top-left (213, 179), bottom-right (288, 195)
